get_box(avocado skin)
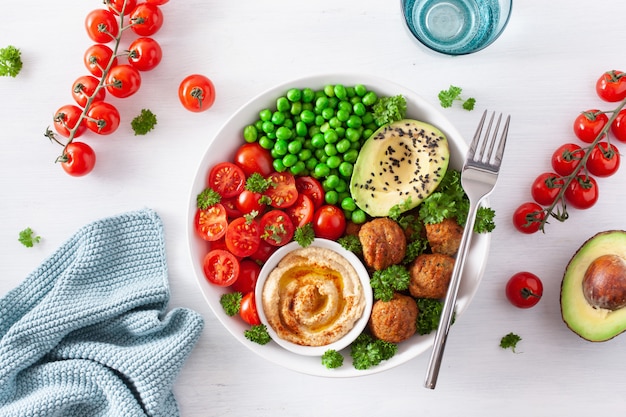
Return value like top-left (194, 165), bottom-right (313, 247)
top-left (560, 230), bottom-right (626, 342)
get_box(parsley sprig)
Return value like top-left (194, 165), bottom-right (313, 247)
top-left (18, 227), bottom-right (41, 248)
top-left (438, 85), bottom-right (476, 110)
top-left (131, 109), bottom-right (157, 135)
top-left (0, 45), bottom-right (23, 78)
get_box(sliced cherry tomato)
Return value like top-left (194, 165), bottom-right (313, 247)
top-left (179, 74), bottom-right (216, 112)
top-left (130, 3), bottom-right (164, 36)
top-left (505, 271), bottom-right (543, 308)
top-left (249, 239), bottom-right (276, 263)
top-left (551, 143), bottom-right (583, 176)
top-left (105, 64), bottom-right (142, 98)
top-left (265, 171), bottom-right (298, 208)
top-left (260, 210), bottom-right (295, 246)
top-left (85, 101), bottom-right (120, 135)
top-left (194, 203), bottom-right (228, 241)
top-left (221, 197), bottom-right (243, 219)
top-left (202, 249), bottom-right (239, 287)
top-left (587, 142), bottom-right (620, 177)
top-left (71, 75), bottom-right (105, 108)
top-left (84, 44), bottom-right (118, 77)
top-left (234, 142), bottom-right (274, 177)
top-left (573, 110), bottom-right (608, 143)
top-left (53, 105), bottom-right (86, 138)
top-left (127, 37), bottom-right (162, 71)
top-left (107, 0), bottom-right (137, 15)
top-left (295, 176), bottom-right (325, 208)
top-left (596, 70), bottom-right (626, 102)
top-left (611, 109), bottom-right (626, 142)
top-left (60, 142), bottom-right (96, 177)
top-left (531, 172), bottom-right (563, 206)
top-left (312, 205), bottom-right (346, 240)
top-left (85, 9), bottom-right (119, 43)
top-left (231, 259), bottom-right (261, 294)
top-left (512, 202), bottom-right (545, 234)
top-left (285, 194), bottom-right (314, 228)
top-left (225, 217), bottom-right (261, 258)
top-left (208, 162), bottom-right (246, 199)
top-left (236, 189), bottom-right (267, 215)
top-left (565, 174), bottom-right (599, 209)
top-left (240, 291), bottom-right (261, 325)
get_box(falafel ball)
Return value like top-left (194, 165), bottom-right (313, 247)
top-left (408, 253), bottom-right (455, 299)
top-left (369, 293), bottom-right (418, 343)
top-left (358, 218), bottom-right (406, 270)
top-left (424, 218), bottom-right (464, 256)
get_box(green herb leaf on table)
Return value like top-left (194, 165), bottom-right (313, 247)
top-left (18, 227), bottom-right (41, 248)
top-left (500, 332), bottom-right (522, 352)
top-left (131, 109), bottom-right (157, 135)
top-left (0, 45), bottom-right (23, 78)
top-left (438, 85), bottom-right (475, 111)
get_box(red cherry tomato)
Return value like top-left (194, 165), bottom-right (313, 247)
top-left (285, 194), bottom-right (315, 228)
top-left (85, 9), bottom-right (119, 43)
top-left (85, 101), bottom-right (120, 135)
top-left (179, 74), bottom-right (216, 112)
top-left (194, 203), bottom-right (228, 242)
top-left (512, 202), bottom-right (545, 234)
top-left (249, 240), bottom-right (276, 263)
top-left (312, 205), bottom-right (346, 240)
top-left (265, 171), bottom-right (298, 208)
top-left (146, 0), bottom-right (169, 4)
top-left (71, 75), bottom-right (105, 108)
top-left (234, 142), bottom-right (274, 177)
top-left (84, 44), bottom-right (118, 78)
top-left (53, 105), bottom-right (86, 138)
top-left (236, 190), bottom-right (267, 215)
top-left (231, 259), bottom-right (261, 294)
top-left (565, 175), bottom-right (599, 209)
top-left (551, 143), bottom-right (583, 176)
top-left (130, 3), bottom-right (164, 36)
top-left (105, 64), bottom-right (142, 98)
top-left (573, 110), bottom-right (608, 143)
top-left (531, 172), bottom-right (563, 206)
top-left (107, 0), bottom-right (137, 15)
top-left (611, 109), bottom-right (626, 143)
top-left (587, 142), bottom-right (620, 177)
top-left (60, 142), bottom-right (96, 177)
top-left (295, 176), bottom-right (325, 208)
top-left (240, 292), bottom-right (261, 325)
top-left (208, 162), bottom-right (246, 199)
top-left (505, 271), bottom-right (543, 308)
top-left (225, 217), bottom-right (261, 258)
top-left (202, 249), bottom-right (239, 287)
top-left (259, 210), bottom-right (295, 246)
top-left (221, 197), bottom-right (243, 219)
top-left (127, 37), bottom-right (162, 71)
top-left (596, 70), bottom-right (626, 102)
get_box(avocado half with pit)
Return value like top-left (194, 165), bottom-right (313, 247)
top-left (561, 230), bottom-right (626, 342)
top-left (349, 119), bottom-right (449, 217)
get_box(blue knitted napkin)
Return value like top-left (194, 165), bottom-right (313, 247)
top-left (0, 209), bottom-right (204, 417)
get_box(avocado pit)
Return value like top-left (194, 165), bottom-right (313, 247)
top-left (582, 254), bottom-right (626, 311)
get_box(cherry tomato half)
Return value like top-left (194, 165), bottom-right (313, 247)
top-left (260, 209), bottom-right (295, 246)
top-left (596, 70), bottom-right (626, 102)
top-left (130, 3), bottom-right (164, 36)
top-left (234, 142), bottom-right (274, 177)
top-left (53, 104), bottom-right (86, 138)
top-left (179, 74), bottom-right (216, 112)
top-left (531, 172), bottom-right (563, 206)
top-left (512, 202), bottom-right (545, 234)
top-left (105, 64), bottom-right (142, 98)
top-left (60, 142), bottom-right (96, 177)
top-left (587, 142), bottom-right (620, 177)
top-left (127, 37), bottom-right (162, 71)
top-left (265, 171), bottom-right (298, 208)
top-left (295, 176), bottom-right (325, 208)
top-left (565, 175), bottom-right (599, 209)
top-left (611, 109), bottom-right (626, 143)
top-left (285, 194), bottom-right (315, 228)
top-left (240, 291), bottom-right (261, 325)
top-left (551, 143), bottom-right (583, 176)
top-left (505, 271), bottom-right (543, 308)
top-left (208, 162), bottom-right (246, 199)
top-left (84, 44), bottom-right (118, 78)
top-left (573, 110), bottom-right (608, 143)
top-left (85, 101), bottom-right (120, 135)
top-left (202, 249), bottom-right (239, 287)
top-left (194, 203), bottom-right (228, 242)
top-left (71, 75), bottom-right (106, 108)
top-left (85, 9), bottom-right (119, 43)
top-left (225, 217), bottom-right (261, 258)
top-left (312, 204), bottom-right (346, 240)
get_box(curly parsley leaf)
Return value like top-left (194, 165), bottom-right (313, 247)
top-left (373, 95), bottom-right (407, 126)
top-left (321, 349), bottom-right (344, 369)
top-left (0, 46), bottom-right (23, 78)
top-left (220, 292), bottom-right (242, 316)
top-left (196, 187), bottom-right (221, 210)
top-left (350, 333), bottom-right (398, 370)
top-left (438, 85), bottom-right (475, 111)
top-left (293, 223), bottom-right (315, 247)
top-left (500, 332), bottom-right (522, 353)
top-left (246, 172), bottom-right (271, 193)
top-left (131, 109), bottom-right (157, 135)
top-left (245, 324), bottom-right (271, 345)
top-left (18, 227), bottom-right (41, 248)
top-left (370, 264), bottom-right (410, 302)
top-left (415, 298), bottom-right (450, 335)
top-left (337, 234), bottom-right (362, 256)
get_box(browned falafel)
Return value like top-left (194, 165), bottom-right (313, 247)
top-left (408, 253), bottom-right (455, 299)
top-left (358, 218), bottom-right (406, 271)
top-left (369, 293), bottom-right (418, 343)
top-left (424, 218), bottom-right (463, 256)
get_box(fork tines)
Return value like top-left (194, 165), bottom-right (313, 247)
top-left (467, 110), bottom-right (510, 167)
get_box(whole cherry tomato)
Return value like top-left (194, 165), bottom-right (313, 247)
top-left (107, 0), bottom-right (137, 15)
top-left (234, 142), bottom-right (274, 177)
top-left (587, 142), bottom-right (620, 177)
top-left (551, 143), bottom-right (583, 176)
top-left (505, 271), bottom-right (543, 308)
top-left (573, 110), bottom-right (608, 143)
top-left (53, 104), bottom-right (86, 138)
top-left (596, 70), bottom-right (626, 102)
top-left (130, 3), bottom-right (164, 36)
top-left (179, 74), bottom-right (216, 112)
top-left (231, 259), bottom-right (260, 294)
top-left (105, 64), bottom-right (142, 98)
top-left (146, 0), bottom-right (169, 4)
top-left (611, 109), bottom-right (626, 142)
top-left (531, 172), bottom-right (563, 206)
top-left (240, 292), bottom-right (261, 325)
top-left (127, 37), bottom-right (162, 71)
top-left (512, 202), bottom-right (545, 234)
top-left (60, 142), bottom-right (96, 176)
top-left (85, 101), bottom-right (120, 135)
top-left (85, 9), bottom-right (119, 43)
top-left (71, 75), bottom-right (106, 108)
top-left (312, 205), bottom-right (346, 240)
top-left (565, 174), bottom-right (599, 209)
top-left (202, 249), bottom-right (239, 287)
top-left (236, 190), bottom-right (267, 215)
top-left (84, 44), bottom-right (118, 77)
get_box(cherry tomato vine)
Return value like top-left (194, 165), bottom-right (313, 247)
top-left (44, 0), bottom-right (168, 176)
top-left (514, 70), bottom-right (626, 233)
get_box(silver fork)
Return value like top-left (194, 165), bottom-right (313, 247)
top-left (424, 110), bottom-right (510, 389)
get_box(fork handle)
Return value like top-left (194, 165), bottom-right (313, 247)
top-left (424, 198), bottom-right (481, 389)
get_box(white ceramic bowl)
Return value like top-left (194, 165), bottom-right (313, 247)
top-left (187, 73), bottom-right (491, 377)
top-left (254, 239), bottom-right (373, 357)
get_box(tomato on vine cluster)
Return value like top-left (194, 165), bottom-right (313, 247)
top-left (46, 0), bottom-right (168, 176)
top-left (513, 70), bottom-right (626, 233)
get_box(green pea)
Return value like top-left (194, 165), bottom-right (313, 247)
top-left (324, 85), bottom-right (335, 97)
top-left (335, 126), bottom-right (345, 138)
top-left (308, 125), bottom-right (321, 137)
top-left (341, 197), bottom-right (357, 212)
top-left (283, 118), bottom-right (294, 129)
top-left (273, 139), bottom-right (288, 156)
top-left (290, 101), bottom-right (302, 116)
top-left (345, 127), bottom-right (361, 143)
top-left (311, 133), bottom-right (326, 148)
top-left (346, 115), bottom-right (362, 129)
top-left (343, 149), bottom-right (359, 163)
top-left (273, 158), bottom-right (286, 172)
top-left (287, 140), bottom-right (302, 154)
top-left (325, 174), bottom-right (340, 189)
top-left (335, 178), bottom-right (347, 193)
top-left (354, 84), bottom-right (367, 97)
top-left (282, 153), bottom-right (298, 168)
top-left (324, 143), bottom-right (337, 156)
top-left (290, 161), bottom-right (306, 176)
top-left (255, 120), bottom-right (263, 131)
top-left (243, 125), bottom-right (258, 143)
top-left (275, 126), bottom-right (292, 141)
top-left (295, 121), bottom-right (308, 137)
top-left (276, 97), bottom-right (290, 112)
top-left (259, 108), bottom-right (272, 121)
top-left (271, 111), bottom-right (286, 125)
top-left (262, 120), bottom-right (275, 133)
top-left (321, 107), bottom-right (334, 120)
top-left (336, 109), bottom-right (350, 122)
top-left (363, 128), bottom-right (373, 138)
top-left (338, 101), bottom-right (352, 113)
top-left (300, 109), bottom-right (315, 124)
top-left (346, 86), bottom-right (355, 97)
top-left (315, 149), bottom-right (326, 160)
top-left (353, 102), bottom-right (366, 116)
top-left (315, 96), bottom-right (329, 110)
top-left (351, 209), bottom-right (367, 224)
top-left (336, 138), bottom-right (351, 153)
top-left (328, 97), bottom-right (339, 109)
top-left (315, 115), bottom-right (325, 126)
top-left (334, 84), bottom-right (347, 100)
top-left (305, 157), bottom-right (318, 171)
top-left (325, 190), bottom-right (339, 205)
top-left (258, 136), bottom-right (275, 150)
top-left (298, 148), bottom-right (312, 161)
top-left (314, 163), bottom-right (330, 178)
top-left (287, 88), bottom-right (302, 102)
top-left (326, 155), bottom-right (342, 169)
top-left (362, 112), bottom-right (374, 125)
top-left (302, 88), bottom-right (315, 103)
top-left (324, 129), bottom-right (339, 144)
top-left (338, 161), bottom-right (353, 177)
top-left (362, 91), bottom-right (378, 106)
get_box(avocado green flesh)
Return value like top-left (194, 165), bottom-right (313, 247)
top-left (561, 230), bottom-right (626, 342)
top-left (349, 119), bottom-right (449, 217)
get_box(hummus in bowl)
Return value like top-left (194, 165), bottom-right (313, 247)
top-left (255, 239), bottom-right (373, 356)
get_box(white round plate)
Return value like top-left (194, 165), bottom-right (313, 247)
top-left (187, 73), bottom-right (491, 377)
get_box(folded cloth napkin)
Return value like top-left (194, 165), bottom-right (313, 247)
top-left (0, 208), bottom-right (204, 417)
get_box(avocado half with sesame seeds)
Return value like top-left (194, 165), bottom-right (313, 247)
top-left (561, 230), bottom-right (626, 342)
top-left (349, 119), bottom-right (449, 217)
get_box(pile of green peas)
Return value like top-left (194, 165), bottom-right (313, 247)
top-left (242, 84), bottom-right (383, 224)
